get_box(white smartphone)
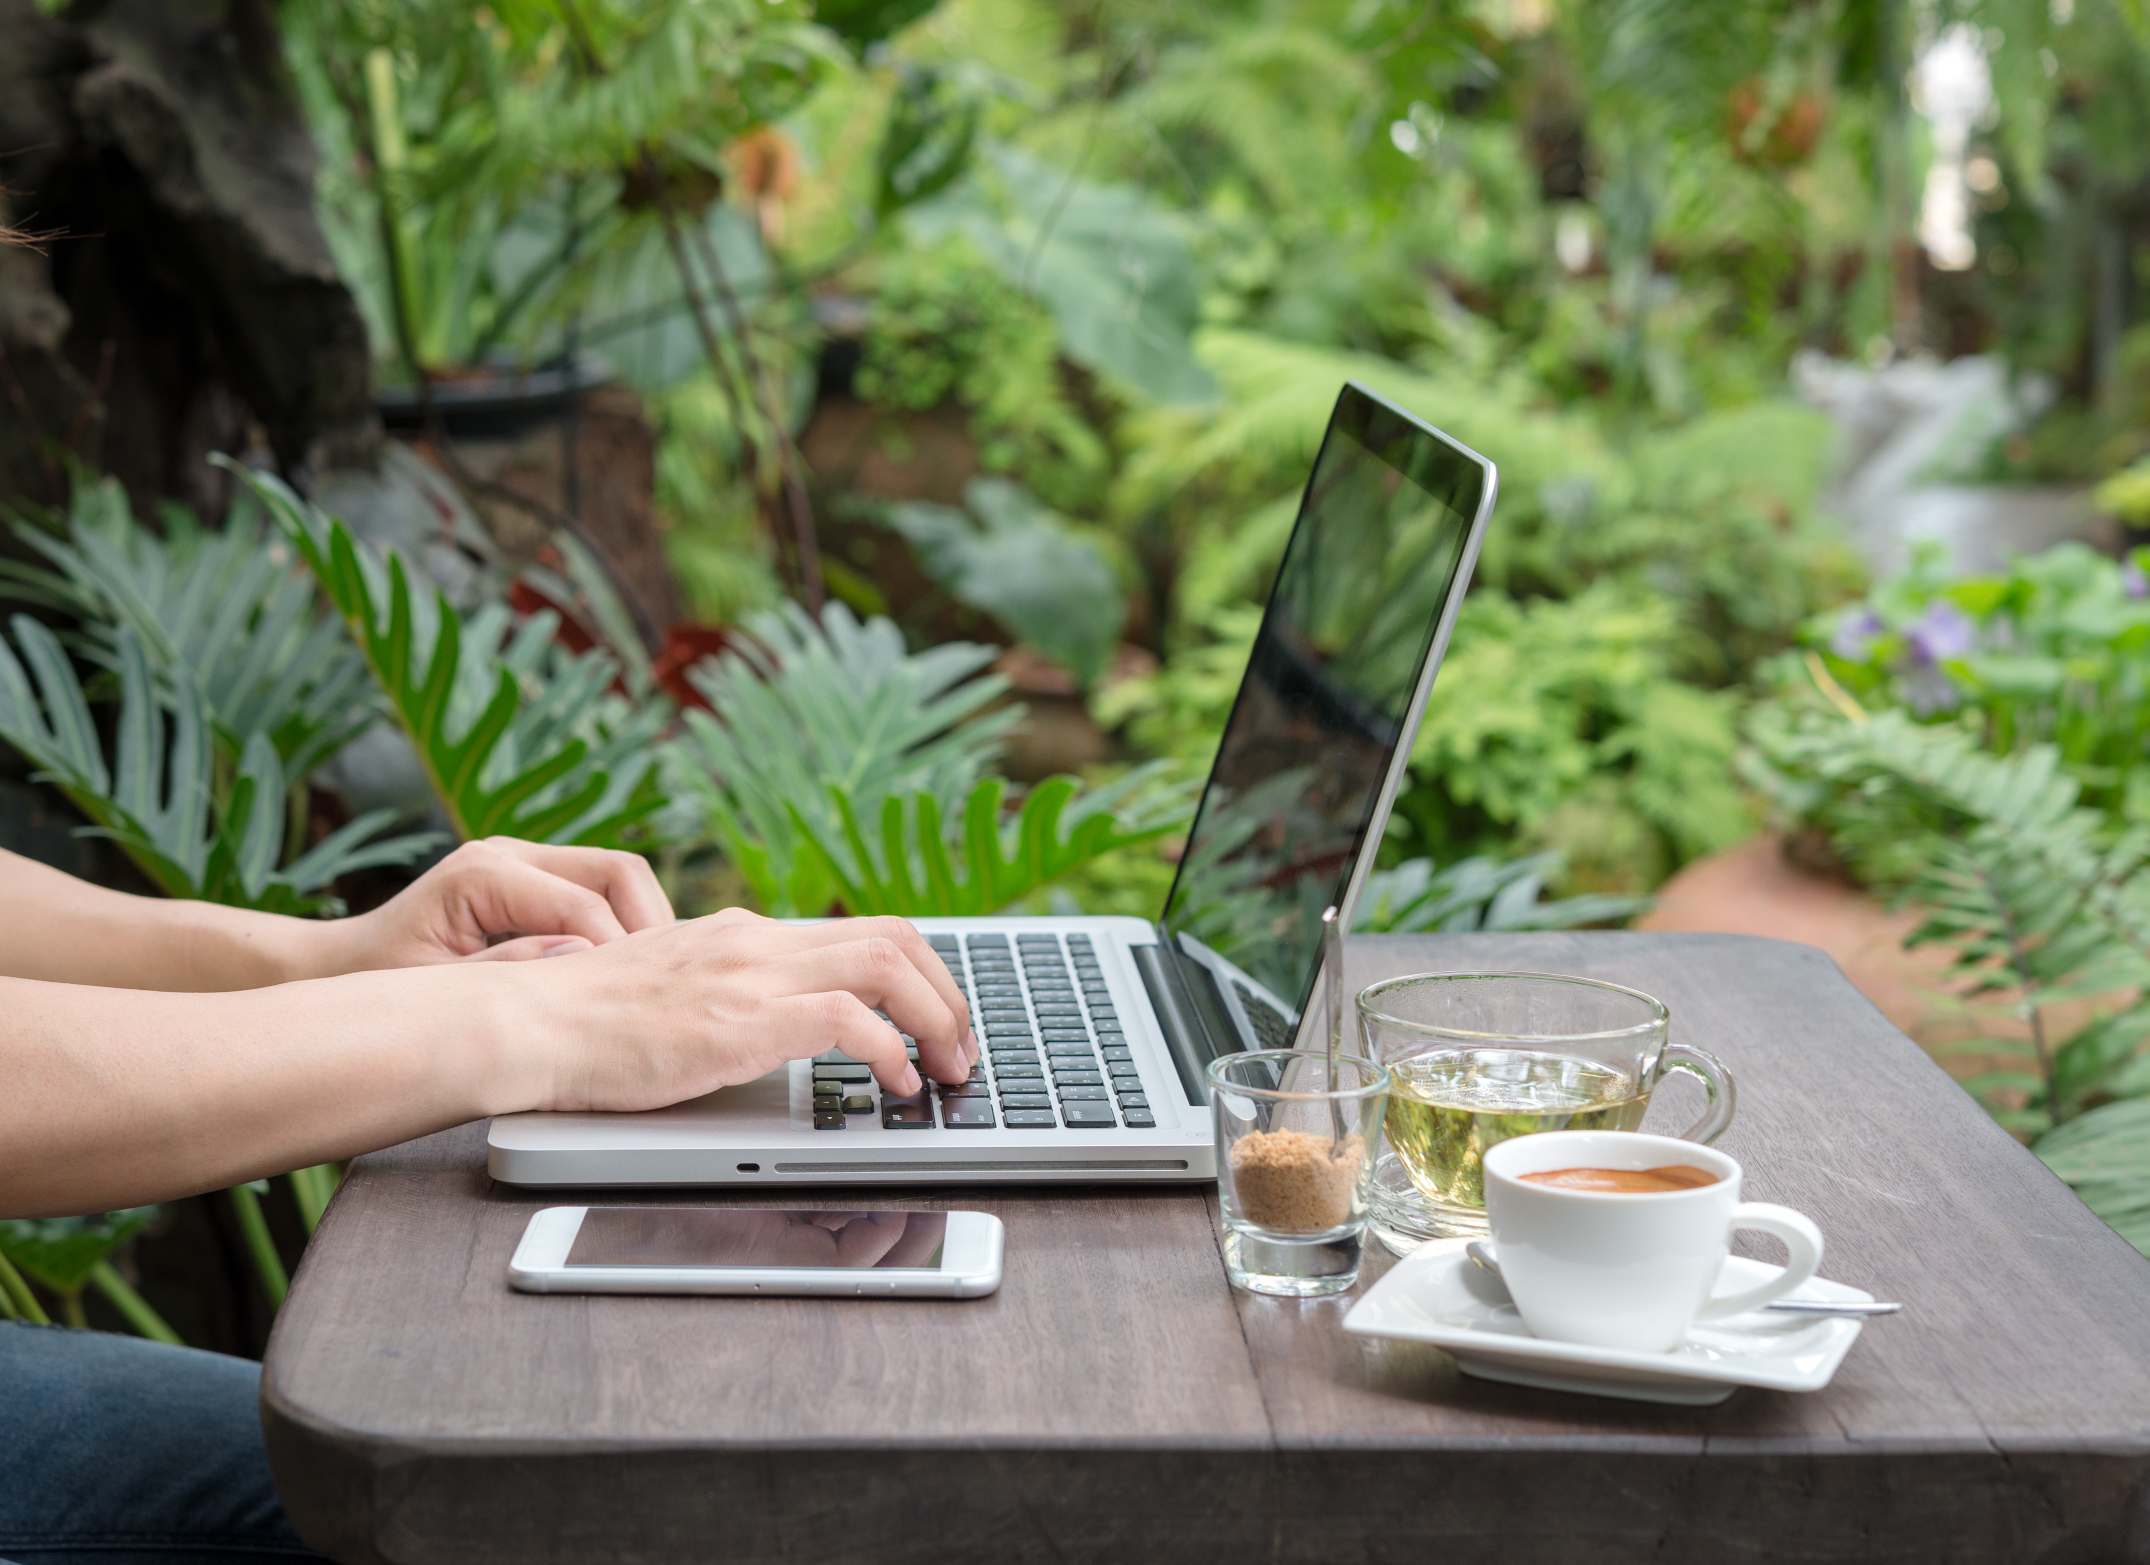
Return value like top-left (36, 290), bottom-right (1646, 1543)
top-left (508, 1206), bottom-right (1004, 1298)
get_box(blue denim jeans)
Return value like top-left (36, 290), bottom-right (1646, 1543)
top-left (0, 1322), bottom-right (321, 1564)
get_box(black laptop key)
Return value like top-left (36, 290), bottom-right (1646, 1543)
top-left (1002, 1108), bottom-right (1058, 1128)
top-left (1116, 1094), bottom-right (1148, 1112)
top-left (814, 1064), bottom-right (874, 1085)
top-left (1101, 1045), bottom-right (1134, 1061)
top-left (998, 1092), bottom-right (1052, 1110)
top-left (814, 1110), bottom-right (846, 1130)
top-left (1058, 1084), bottom-right (1109, 1101)
top-left (882, 1103), bottom-right (934, 1129)
top-left (939, 1080), bottom-right (991, 1097)
top-left (844, 1095), bottom-right (876, 1115)
top-left (1122, 1110), bottom-right (1155, 1128)
top-left (1062, 1101), bottom-right (1117, 1126)
top-left (1052, 1067), bottom-right (1104, 1084)
top-left (941, 1097), bottom-right (998, 1128)
top-left (996, 1063), bottom-right (1046, 1080)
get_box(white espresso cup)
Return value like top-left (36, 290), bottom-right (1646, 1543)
top-left (1481, 1130), bottom-right (1823, 1353)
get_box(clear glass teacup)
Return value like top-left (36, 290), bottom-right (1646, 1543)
top-left (1355, 971), bottom-right (1737, 1252)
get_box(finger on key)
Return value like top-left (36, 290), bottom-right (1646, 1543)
top-left (756, 917), bottom-right (973, 1055)
top-left (768, 937), bottom-right (968, 1085)
top-left (767, 991), bottom-right (920, 1096)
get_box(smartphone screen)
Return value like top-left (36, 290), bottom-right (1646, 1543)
top-left (564, 1208), bottom-right (949, 1271)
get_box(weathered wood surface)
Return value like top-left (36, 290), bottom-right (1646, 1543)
top-left (262, 933), bottom-right (2150, 1565)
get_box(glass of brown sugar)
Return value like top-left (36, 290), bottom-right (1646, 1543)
top-left (1206, 1049), bottom-right (1391, 1297)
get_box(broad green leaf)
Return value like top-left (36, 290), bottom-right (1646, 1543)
top-left (882, 479), bottom-right (1124, 685)
top-left (0, 1208), bottom-right (157, 1293)
top-left (876, 64), bottom-right (981, 216)
top-left (908, 143), bottom-right (1214, 406)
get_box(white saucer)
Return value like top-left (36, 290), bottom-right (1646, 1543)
top-left (1342, 1241), bottom-right (1871, 1406)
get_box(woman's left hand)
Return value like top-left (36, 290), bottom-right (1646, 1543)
top-left (318, 836), bottom-right (674, 974)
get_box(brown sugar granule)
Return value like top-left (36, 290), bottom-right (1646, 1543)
top-left (1228, 1129), bottom-right (1364, 1234)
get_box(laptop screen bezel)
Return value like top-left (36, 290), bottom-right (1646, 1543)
top-left (1153, 380), bottom-right (1498, 1036)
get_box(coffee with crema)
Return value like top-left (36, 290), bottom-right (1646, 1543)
top-left (1518, 1164), bottom-right (1719, 1194)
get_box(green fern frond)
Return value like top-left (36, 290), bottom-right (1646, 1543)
top-left (221, 462), bottom-right (666, 849)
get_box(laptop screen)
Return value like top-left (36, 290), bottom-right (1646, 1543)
top-left (1157, 384), bottom-right (1487, 1025)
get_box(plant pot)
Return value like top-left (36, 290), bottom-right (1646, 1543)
top-left (374, 354), bottom-right (615, 444)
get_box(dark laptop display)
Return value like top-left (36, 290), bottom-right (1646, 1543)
top-left (1157, 385), bottom-right (1486, 1029)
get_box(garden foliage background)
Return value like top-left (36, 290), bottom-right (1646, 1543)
top-left (1, 0), bottom-right (2147, 1344)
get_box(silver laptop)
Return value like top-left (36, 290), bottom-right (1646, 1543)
top-left (488, 383), bottom-right (1496, 1187)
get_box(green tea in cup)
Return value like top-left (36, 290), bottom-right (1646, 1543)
top-left (1357, 972), bottom-right (1736, 1237)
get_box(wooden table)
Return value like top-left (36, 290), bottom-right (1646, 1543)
top-left (261, 933), bottom-right (2150, 1565)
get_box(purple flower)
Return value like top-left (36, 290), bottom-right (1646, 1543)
top-left (2124, 558), bottom-right (2149, 601)
top-left (1830, 608), bottom-right (1884, 660)
top-left (1905, 601), bottom-right (1976, 666)
top-left (1899, 664), bottom-right (1963, 716)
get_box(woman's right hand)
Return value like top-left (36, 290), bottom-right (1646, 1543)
top-left (512, 909), bottom-right (977, 1114)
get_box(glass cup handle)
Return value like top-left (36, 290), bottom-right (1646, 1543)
top-left (1659, 1042), bottom-right (1737, 1145)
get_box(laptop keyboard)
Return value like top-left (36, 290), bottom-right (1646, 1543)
top-left (808, 932), bottom-right (1155, 1132)
top-left (1234, 982), bottom-right (1298, 1049)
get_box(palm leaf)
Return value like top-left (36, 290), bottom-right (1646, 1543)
top-left (7, 474), bottom-right (374, 779)
top-left (1356, 852), bottom-right (1651, 935)
top-left (677, 601), bottom-right (1187, 916)
top-left (222, 461), bottom-right (667, 849)
top-left (0, 617), bottom-right (434, 914)
top-left (787, 770), bottom-right (1188, 918)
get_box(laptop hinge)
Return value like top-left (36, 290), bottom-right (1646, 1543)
top-left (1133, 933), bottom-right (1242, 1107)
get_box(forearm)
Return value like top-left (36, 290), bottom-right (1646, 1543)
top-left (0, 963), bottom-right (546, 1215)
top-left (0, 848), bottom-right (345, 990)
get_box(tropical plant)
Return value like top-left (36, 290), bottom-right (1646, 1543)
top-left (1803, 542), bottom-right (2150, 821)
top-left (230, 466), bottom-right (670, 850)
top-left (1355, 852), bottom-right (1651, 935)
top-left (1749, 701), bottom-right (2150, 1253)
top-left (0, 1208), bottom-right (176, 1341)
top-left (903, 142), bottom-right (1215, 407)
top-left (676, 602), bottom-right (1186, 917)
top-left (0, 619), bottom-right (432, 914)
top-left (852, 238), bottom-right (1111, 513)
top-left (881, 479), bottom-right (1125, 686)
top-left (1396, 583), bottom-right (1754, 892)
top-left (4, 474), bottom-right (376, 779)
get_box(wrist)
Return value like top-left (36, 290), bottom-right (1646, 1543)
top-left (455, 959), bottom-right (576, 1116)
top-left (161, 899), bottom-right (342, 990)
